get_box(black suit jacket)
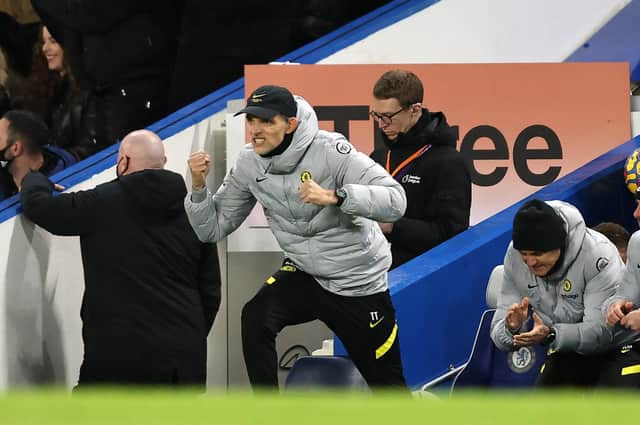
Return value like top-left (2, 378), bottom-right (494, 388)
top-left (21, 169), bottom-right (221, 386)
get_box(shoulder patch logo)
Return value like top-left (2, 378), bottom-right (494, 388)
top-left (562, 279), bottom-right (572, 292)
top-left (300, 170), bottom-right (312, 183)
top-left (596, 257), bottom-right (609, 272)
top-left (336, 141), bottom-right (352, 155)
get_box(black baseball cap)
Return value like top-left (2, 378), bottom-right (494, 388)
top-left (234, 85), bottom-right (297, 119)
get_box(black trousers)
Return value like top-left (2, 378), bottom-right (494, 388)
top-left (536, 351), bottom-right (607, 387)
top-left (77, 363), bottom-right (205, 388)
top-left (598, 344), bottom-right (640, 388)
top-left (76, 338), bottom-right (206, 389)
top-left (241, 261), bottom-right (406, 390)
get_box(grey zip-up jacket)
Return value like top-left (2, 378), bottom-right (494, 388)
top-left (491, 201), bottom-right (622, 354)
top-left (603, 231), bottom-right (640, 347)
top-left (184, 96), bottom-right (406, 296)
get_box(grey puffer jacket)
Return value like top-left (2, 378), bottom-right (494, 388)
top-left (185, 95), bottom-right (406, 296)
top-left (603, 231), bottom-right (640, 347)
top-left (491, 200), bottom-right (622, 354)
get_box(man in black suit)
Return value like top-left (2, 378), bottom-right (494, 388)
top-left (20, 129), bottom-right (221, 387)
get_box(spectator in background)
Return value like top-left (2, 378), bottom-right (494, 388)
top-left (0, 109), bottom-right (75, 200)
top-left (169, 1), bottom-right (391, 111)
top-left (20, 129), bottom-right (221, 387)
top-left (0, 0), bottom-right (39, 26)
top-left (593, 222), bottom-right (630, 263)
top-left (491, 199), bottom-right (622, 387)
top-left (0, 9), bottom-right (49, 118)
top-left (292, 1), bottom-right (389, 47)
top-left (0, 50), bottom-right (10, 116)
top-left (32, 0), bottom-right (181, 149)
top-left (41, 25), bottom-right (96, 160)
top-left (169, 2), bottom-right (296, 111)
top-left (369, 70), bottom-right (471, 269)
top-left (0, 1), bottom-right (40, 78)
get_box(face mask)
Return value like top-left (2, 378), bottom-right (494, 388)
top-left (0, 141), bottom-right (14, 162)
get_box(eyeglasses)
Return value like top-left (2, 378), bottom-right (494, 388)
top-left (369, 106), bottom-right (408, 126)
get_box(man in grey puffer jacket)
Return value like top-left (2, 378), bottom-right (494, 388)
top-left (601, 187), bottom-right (640, 387)
top-left (185, 85), bottom-right (407, 389)
top-left (490, 199), bottom-right (622, 387)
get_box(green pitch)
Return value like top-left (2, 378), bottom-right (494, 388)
top-left (1, 389), bottom-right (637, 425)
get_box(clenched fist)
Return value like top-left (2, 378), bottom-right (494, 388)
top-left (188, 151), bottom-right (211, 190)
top-left (299, 180), bottom-right (338, 206)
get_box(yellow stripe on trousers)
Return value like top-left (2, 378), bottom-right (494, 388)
top-left (375, 323), bottom-right (398, 359)
top-left (621, 364), bottom-right (640, 376)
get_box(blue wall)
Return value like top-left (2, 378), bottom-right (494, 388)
top-left (337, 137), bottom-right (640, 389)
top-left (567, 0), bottom-right (640, 80)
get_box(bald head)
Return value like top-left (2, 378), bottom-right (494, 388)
top-left (117, 129), bottom-right (166, 176)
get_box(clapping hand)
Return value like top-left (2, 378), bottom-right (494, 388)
top-left (620, 309), bottom-right (640, 331)
top-left (505, 297), bottom-right (530, 333)
top-left (513, 312), bottom-right (549, 347)
top-left (607, 300), bottom-right (634, 326)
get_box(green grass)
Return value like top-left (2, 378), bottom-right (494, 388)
top-left (1, 389), bottom-right (638, 425)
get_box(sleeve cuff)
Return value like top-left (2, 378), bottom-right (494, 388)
top-left (506, 321), bottom-right (521, 335)
top-left (190, 187), bottom-right (208, 203)
top-left (602, 295), bottom-right (624, 316)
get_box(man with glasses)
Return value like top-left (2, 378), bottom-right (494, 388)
top-left (370, 69), bottom-right (471, 269)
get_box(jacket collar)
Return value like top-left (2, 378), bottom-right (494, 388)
top-left (255, 95), bottom-right (318, 175)
top-left (381, 108), bottom-right (458, 151)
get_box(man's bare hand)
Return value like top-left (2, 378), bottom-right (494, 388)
top-left (620, 309), bottom-right (640, 331)
top-left (378, 222), bottom-right (394, 234)
top-left (299, 180), bottom-right (337, 206)
top-left (607, 300), bottom-right (633, 326)
top-left (506, 297), bottom-right (529, 333)
top-left (513, 312), bottom-right (549, 347)
top-left (188, 151), bottom-right (211, 190)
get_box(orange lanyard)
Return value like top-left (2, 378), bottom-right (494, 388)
top-left (385, 145), bottom-right (431, 177)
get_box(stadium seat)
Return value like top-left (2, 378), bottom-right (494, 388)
top-left (484, 264), bottom-right (504, 310)
top-left (451, 265), bottom-right (546, 390)
top-left (284, 355), bottom-right (369, 391)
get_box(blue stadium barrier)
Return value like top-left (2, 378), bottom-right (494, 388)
top-left (336, 136), bottom-right (640, 389)
top-left (567, 0), bottom-right (640, 80)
